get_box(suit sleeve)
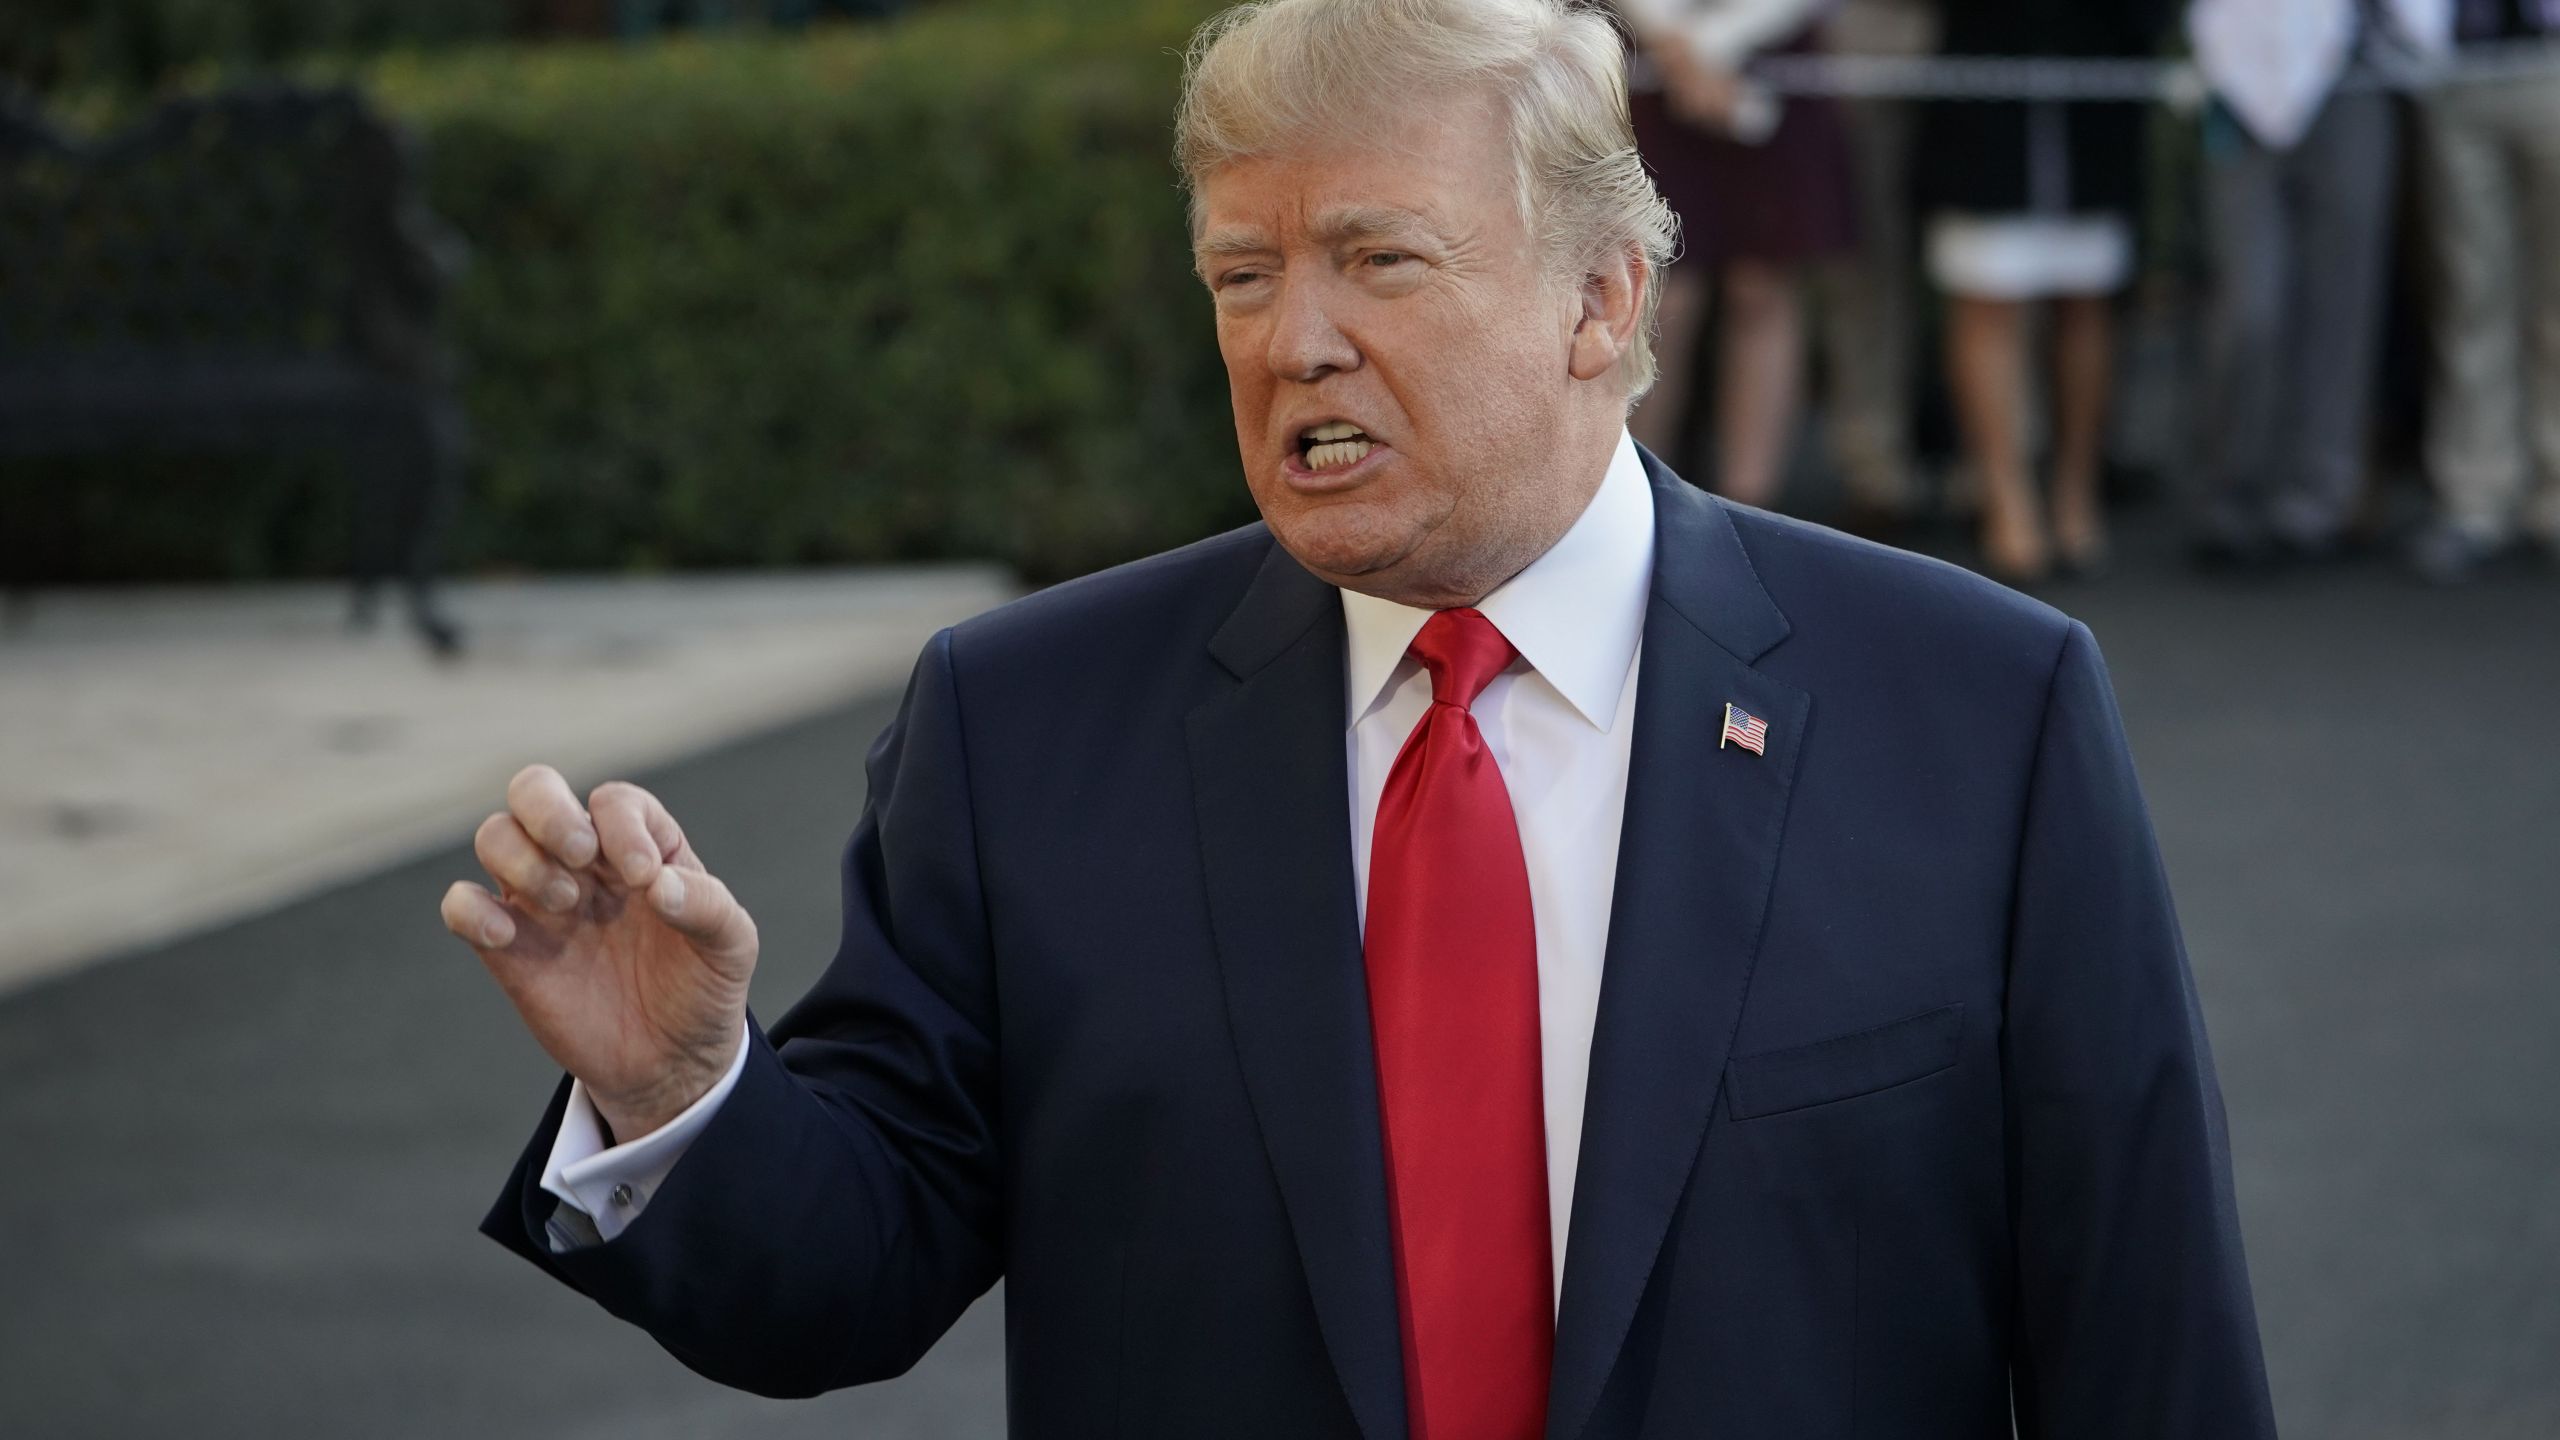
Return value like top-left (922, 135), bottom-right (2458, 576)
top-left (480, 626), bottom-right (1003, 1398)
top-left (2004, 621), bottom-right (2277, 1438)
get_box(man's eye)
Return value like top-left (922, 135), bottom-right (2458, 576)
top-left (1220, 269), bottom-right (1266, 289)
top-left (1366, 252), bottom-right (1410, 268)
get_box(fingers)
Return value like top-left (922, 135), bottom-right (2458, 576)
top-left (442, 879), bottom-right (518, 951)
top-left (589, 779), bottom-right (690, 890)
top-left (474, 811), bottom-right (585, 914)
top-left (506, 763), bottom-right (599, 871)
top-left (458, 768), bottom-right (739, 968)
top-left (643, 863), bottom-right (758, 969)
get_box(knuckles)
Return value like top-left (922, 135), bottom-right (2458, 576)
top-left (505, 761), bottom-right (561, 802)
top-left (504, 763), bottom-right (588, 841)
top-left (587, 779), bottom-right (645, 813)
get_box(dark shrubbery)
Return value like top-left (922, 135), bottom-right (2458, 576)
top-left (390, 4), bottom-right (1246, 580)
top-left (16, 2), bottom-right (1255, 583)
top-left (0, 0), bottom-right (925, 96)
top-left (1, 0), bottom-right (518, 95)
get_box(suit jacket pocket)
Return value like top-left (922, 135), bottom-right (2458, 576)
top-left (1724, 1003), bottom-right (1965, 1120)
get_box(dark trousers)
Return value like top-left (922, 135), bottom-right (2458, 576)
top-left (2195, 88), bottom-right (2400, 549)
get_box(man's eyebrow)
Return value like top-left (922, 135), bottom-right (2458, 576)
top-left (1191, 205), bottom-right (1451, 276)
top-left (1193, 228), bottom-right (1275, 273)
top-left (1306, 205), bottom-right (1443, 249)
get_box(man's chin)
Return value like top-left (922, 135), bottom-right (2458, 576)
top-left (1261, 505), bottom-right (1424, 589)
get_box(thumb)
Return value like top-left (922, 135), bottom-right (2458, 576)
top-left (646, 865), bottom-right (758, 974)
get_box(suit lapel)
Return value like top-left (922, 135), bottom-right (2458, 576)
top-left (1546, 464), bottom-right (1810, 1440)
top-left (1186, 539), bottom-right (1408, 1440)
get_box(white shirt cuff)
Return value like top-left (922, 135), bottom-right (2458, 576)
top-left (538, 1021), bottom-right (752, 1243)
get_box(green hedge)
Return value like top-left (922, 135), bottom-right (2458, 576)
top-left (18, 2), bottom-right (1255, 584)
top-left (0, 0), bottom-right (922, 99)
top-left (394, 4), bottom-right (1245, 580)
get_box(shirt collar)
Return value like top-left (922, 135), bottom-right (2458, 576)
top-left (1340, 427), bottom-right (1657, 731)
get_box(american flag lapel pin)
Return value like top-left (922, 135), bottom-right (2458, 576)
top-left (1721, 702), bottom-right (1769, 756)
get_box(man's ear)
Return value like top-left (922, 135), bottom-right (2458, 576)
top-left (1568, 241), bottom-right (1646, 384)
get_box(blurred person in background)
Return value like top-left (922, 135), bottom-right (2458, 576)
top-left (2188, 0), bottom-right (2442, 573)
top-left (1914, 0), bottom-right (2175, 585)
top-left (2409, 0), bottom-right (2560, 584)
top-left (1621, 0), bottom-right (1860, 508)
top-left (1813, 0), bottom-right (1941, 532)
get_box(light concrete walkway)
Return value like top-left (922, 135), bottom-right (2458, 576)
top-left (0, 568), bottom-right (1014, 997)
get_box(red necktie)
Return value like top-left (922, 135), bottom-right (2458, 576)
top-left (1364, 607), bottom-right (1553, 1440)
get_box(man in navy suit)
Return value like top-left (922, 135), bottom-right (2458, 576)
top-left (443, 1), bottom-right (2277, 1434)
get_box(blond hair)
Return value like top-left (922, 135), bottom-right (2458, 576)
top-left (1174, 0), bottom-right (1680, 401)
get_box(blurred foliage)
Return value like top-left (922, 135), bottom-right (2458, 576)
top-left (0, 0), bottom-right (518, 95)
top-left (0, 0), bottom-right (932, 94)
top-left (10, 2), bottom-right (1256, 584)
top-left (385, 5), bottom-right (1243, 580)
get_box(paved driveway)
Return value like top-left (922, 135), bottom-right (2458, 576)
top-left (3, 542), bottom-right (2554, 1439)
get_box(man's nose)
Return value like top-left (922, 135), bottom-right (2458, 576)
top-left (1263, 278), bottom-right (1359, 382)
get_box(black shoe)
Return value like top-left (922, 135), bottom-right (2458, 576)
top-left (2268, 529), bottom-right (2349, 567)
top-left (2188, 532), bottom-right (2282, 577)
top-left (1835, 496), bottom-right (1914, 543)
top-left (2408, 523), bottom-right (2506, 587)
top-left (2053, 532), bottom-right (2112, 582)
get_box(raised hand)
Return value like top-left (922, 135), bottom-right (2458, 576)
top-left (442, 764), bottom-right (759, 1142)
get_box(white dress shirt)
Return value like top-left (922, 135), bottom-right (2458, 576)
top-left (546, 431), bottom-right (1660, 1294)
top-left (2188, 0), bottom-right (2451, 149)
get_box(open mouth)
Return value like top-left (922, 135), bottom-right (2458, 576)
top-left (1295, 420), bottom-right (1376, 473)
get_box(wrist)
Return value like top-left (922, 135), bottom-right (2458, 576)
top-left (592, 1027), bottom-right (743, 1143)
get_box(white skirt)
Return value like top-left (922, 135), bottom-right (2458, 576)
top-left (1925, 214), bottom-right (2134, 301)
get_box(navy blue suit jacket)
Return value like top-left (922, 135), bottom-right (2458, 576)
top-left (487, 459), bottom-right (2277, 1438)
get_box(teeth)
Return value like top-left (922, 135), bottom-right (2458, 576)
top-left (1298, 420), bottom-right (1375, 473)
top-left (1305, 439), bottom-right (1374, 471)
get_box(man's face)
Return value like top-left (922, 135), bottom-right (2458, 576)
top-left (1193, 94), bottom-right (1600, 606)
